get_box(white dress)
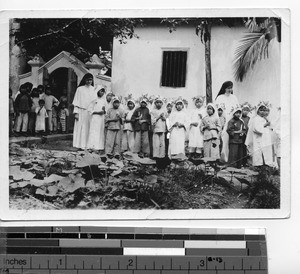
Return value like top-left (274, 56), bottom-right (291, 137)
top-left (188, 107), bottom-right (206, 148)
top-left (215, 94), bottom-right (239, 162)
top-left (245, 115), bottom-right (274, 167)
top-left (87, 97), bottom-right (106, 150)
top-left (72, 85), bottom-right (97, 149)
top-left (35, 107), bottom-right (48, 131)
top-left (168, 109), bottom-right (188, 157)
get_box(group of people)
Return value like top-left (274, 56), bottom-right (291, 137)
top-left (72, 74), bottom-right (281, 169)
top-left (9, 83), bottom-right (69, 136)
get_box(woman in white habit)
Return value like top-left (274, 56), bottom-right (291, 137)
top-left (72, 73), bottom-right (97, 149)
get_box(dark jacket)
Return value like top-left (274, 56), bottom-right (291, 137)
top-left (15, 93), bottom-right (32, 113)
top-left (227, 117), bottom-right (246, 144)
top-left (131, 107), bottom-right (151, 131)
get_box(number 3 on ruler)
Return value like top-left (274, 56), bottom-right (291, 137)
top-left (199, 260), bottom-right (205, 267)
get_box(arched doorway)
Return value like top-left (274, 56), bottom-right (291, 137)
top-left (48, 67), bottom-right (78, 131)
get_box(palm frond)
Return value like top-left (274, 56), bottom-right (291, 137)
top-left (233, 31), bottom-right (270, 82)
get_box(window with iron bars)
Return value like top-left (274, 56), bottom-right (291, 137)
top-left (161, 50), bottom-right (187, 88)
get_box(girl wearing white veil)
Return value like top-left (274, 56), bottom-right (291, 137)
top-left (168, 97), bottom-right (189, 159)
top-left (86, 87), bottom-right (106, 152)
top-left (188, 96), bottom-right (206, 158)
top-left (245, 102), bottom-right (276, 168)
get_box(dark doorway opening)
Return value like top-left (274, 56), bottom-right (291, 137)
top-left (48, 67), bottom-right (78, 131)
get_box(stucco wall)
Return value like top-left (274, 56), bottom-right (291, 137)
top-left (112, 24), bottom-right (281, 109)
top-left (112, 25), bottom-right (205, 104)
top-left (211, 25), bottom-right (281, 108)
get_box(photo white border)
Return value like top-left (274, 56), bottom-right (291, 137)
top-left (0, 8), bottom-right (291, 221)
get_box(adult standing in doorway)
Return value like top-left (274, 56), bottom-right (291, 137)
top-left (215, 81), bottom-right (239, 162)
top-left (72, 73), bottom-right (97, 149)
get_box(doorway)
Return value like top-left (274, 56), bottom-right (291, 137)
top-left (48, 67), bottom-right (78, 131)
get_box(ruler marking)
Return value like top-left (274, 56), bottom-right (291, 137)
top-left (242, 257), bottom-right (243, 270)
top-left (2, 227), bottom-right (267, 273)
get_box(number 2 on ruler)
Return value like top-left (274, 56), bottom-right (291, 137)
top-left (128, 259), bottom-right (134, 267)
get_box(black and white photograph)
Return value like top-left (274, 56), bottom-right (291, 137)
top-left (1, 9), bottom-right (290, 219)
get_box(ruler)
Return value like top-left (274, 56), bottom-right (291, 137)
top-left (0, 227), bottom-right (268, 274)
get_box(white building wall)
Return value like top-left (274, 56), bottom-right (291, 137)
top-left (112, 24), bottom-right (281, 110)
top-left (211, 26), bottom-right (281, 109)
top-left (112, 25), bottom-right (206, 104)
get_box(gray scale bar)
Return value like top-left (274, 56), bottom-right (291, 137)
top-left (106, 271), bottom-right (133, 274)
top-left (218, 271), bottom-right (244, 274)
top-left (186, 249), bottom-right (248, 256)
top-left (78, 270), bottom-right (106, 274)
top-left (78, 271), bottom-right (105, 274)
top-left (189, 271), bottom-right (217, 274)
top-left (245, 271), bottom-right (268, 274)
top-left (122, 240), bottom-right (184, 248)
top-left (134, 271), bottom-right (160, 274)
top-left (50, 271), bottom-right (77, 274)
top-left (23, 270), bottom-right (50, 274)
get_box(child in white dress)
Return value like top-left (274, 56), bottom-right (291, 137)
top-left (188, 96), bottom-right (206, 158)
top-left (168, 97), bottom-right (188, 159)
top-left (87, 88), bottom-right (106, 152)
top-left (35, 99), bottom-right (48, 135)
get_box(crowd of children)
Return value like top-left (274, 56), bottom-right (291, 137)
top-left (70, 75), bottom-right (280, 169)
top-left (9, 82), bottom-right (70, 137)
top-left (9, 76), bottom-right (281, 170)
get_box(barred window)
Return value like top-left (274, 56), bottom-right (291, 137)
top-left (161, 50), bottom-right (187, 88)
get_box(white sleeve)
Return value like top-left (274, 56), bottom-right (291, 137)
top-left (253, 117), bottom-right (265, 135)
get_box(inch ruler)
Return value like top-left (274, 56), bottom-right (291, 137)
top-left (0, 227), bottom-right (268, 274)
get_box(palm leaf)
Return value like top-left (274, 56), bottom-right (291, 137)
top-left (233, 31), bottom-right (270, 82)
